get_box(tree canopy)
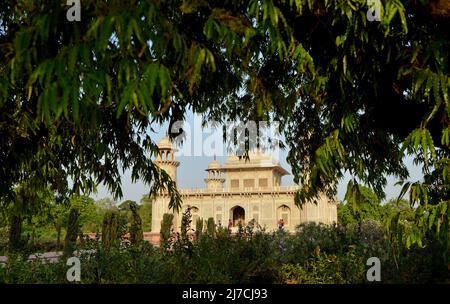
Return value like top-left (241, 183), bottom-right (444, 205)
top-left (0, 0), bottom-right (449, 248)
top-left (338, 185), bottom-right (385, 226)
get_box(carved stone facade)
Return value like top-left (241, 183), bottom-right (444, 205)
top-left (151, 138), bottom-right (338, 233)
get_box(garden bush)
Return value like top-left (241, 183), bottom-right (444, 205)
top-left (0, 221), bottom-right (448, 284)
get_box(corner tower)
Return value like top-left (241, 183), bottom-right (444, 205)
top-left (155, 137), bottom-right (180, 183)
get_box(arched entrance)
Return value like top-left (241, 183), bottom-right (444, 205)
top-left (231, 206), bottom-right (245, 226)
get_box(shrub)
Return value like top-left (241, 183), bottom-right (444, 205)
top-left (180, 207), bottom-right (193, 242)
top-left (160, 213), bottom-right (174, 250)
top-left (206, 218), bottom-right (215, 237)
top-left (129, 203), bottom-right (143, 248)
top-left (1, 219), bottom-right (448, 284)
top-left (195, 217), bottom-right (203, 240)
top-left (102, 211), bottom-right (122, 250)
top-left (0, 227), bottom-right (9, 254)
top-left (280, 248), bottom-right (366, 284)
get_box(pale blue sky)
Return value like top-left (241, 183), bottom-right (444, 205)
top-left (93, 113), bottom-right (423, 204)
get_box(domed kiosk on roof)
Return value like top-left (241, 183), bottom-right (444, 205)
top-left (157, 137), bottom-right (174, 150)
top-left (205, 156), bottom-right (225, 191)
top-left (207, 159), bottom-right (221, 170)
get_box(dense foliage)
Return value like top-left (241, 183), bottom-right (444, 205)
top-left (0, 188), bottom-right (448, 283)
top-left (338, 185), bottom-right (390, 226)
top-left (0, 221), bottom-right (448, 284)
top-left (1, 0), bottom-right (449, 251)
top-left (0, 197), bottom-right (152, 255)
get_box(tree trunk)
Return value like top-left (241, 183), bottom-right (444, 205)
top-left (8, 214), bottom-right (22, 252)
top-left (56, 224), bottom-right (61, 250)
top-left (64, 208), bottom-right (79, 257)
top-left (31, 224), bottom-right (35, 247)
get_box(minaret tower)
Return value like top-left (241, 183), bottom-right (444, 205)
top-left (155, 137), bottom-right (180, 183)
top-left (204, 156), bottom-right (225, 191)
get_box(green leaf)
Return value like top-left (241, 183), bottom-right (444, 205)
top-left (72, 93), bottom-right (79, 122)
top-left (429, 207), bottom-right (437, 229)
top-left (397, 181), bottom-right (411, 203)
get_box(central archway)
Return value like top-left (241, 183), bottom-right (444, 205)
top-left (231, 206), bottom-right (245, 226)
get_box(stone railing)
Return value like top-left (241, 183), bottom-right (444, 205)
top-left (178, 185), bottom-right (300, 195)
